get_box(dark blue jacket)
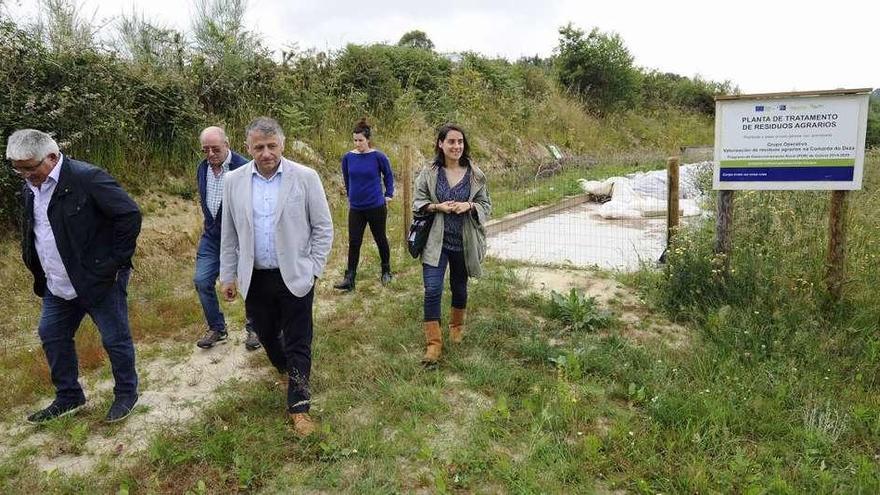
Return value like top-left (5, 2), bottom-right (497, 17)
top-left (21, 157), bottom-right (142, 306)
top-left (196, 150), bottom-right (249, 241)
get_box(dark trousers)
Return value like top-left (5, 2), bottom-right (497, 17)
top-left (422, 249), bottom-right (468, 322)
top-left (38, 269), bottom-right (138, 404)
top-left (347, 205), bottom-right (390, 273)
top-left (245, 269), bottom-right (314, 413)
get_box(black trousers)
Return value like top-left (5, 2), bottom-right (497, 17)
top-left (245, 269), bottom-right (314, 413)
top-left (347, 205), bottom-right (391, 273)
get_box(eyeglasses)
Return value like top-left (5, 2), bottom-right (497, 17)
top-left (201, 146), bottom-right (225, 155)
top-left (10, 157), bottom-right (46, 176)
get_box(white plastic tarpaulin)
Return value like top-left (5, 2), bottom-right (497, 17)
top-left (578, 162), bottom-right (711, 219)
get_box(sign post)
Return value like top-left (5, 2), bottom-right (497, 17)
top-left (713, 88), bottom-right (872, 301)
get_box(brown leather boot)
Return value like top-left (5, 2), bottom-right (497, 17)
top-left (450, 307), bottom-right (466, 344)
top-left (289, 412), bottom-right (317, 437)
top-left (421, 321), bottom-right (442, 365)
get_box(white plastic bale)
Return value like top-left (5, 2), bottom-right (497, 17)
top-left (578, 161), bottom-right (713, 219)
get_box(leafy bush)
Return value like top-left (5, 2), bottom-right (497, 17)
top-left (334, 44), bottom-right (403, 112)
top-left (547, 289), bottom-right (616, 332)
top-left (554, 24), bottom-right (641, 114)
top-left (641, 71), bottom-right (735, 115)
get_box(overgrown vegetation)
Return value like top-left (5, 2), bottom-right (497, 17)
top-left (553, 23), bottom-right (736, 116)
top-left (0, 0), bottom-right (729, 230)
top-left (623, 149), bottom-right (880, 492)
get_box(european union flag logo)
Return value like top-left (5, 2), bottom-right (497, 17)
top-left (778, 105), bottom-right (786, 111)
top-left (755, 105), bottom-right (765, 111)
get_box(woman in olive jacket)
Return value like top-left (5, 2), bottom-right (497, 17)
top-left (412, 124), bottom-right (491, 365)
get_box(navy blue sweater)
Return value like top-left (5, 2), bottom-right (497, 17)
top-left (341, 150), bottom-right (394, 210)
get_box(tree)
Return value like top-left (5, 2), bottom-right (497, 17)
top-left (118, 12), bottom-right (185, 68)
top-left (37, 0), bottom-right (99, 53)
top-left (397, 30), bottom-right (434, 51)
top-left (191, 0), bottom-right (262, 62)
top-left (554, 24), bottom-right (641, 114)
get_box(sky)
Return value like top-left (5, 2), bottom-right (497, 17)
top-left (4, 0), bottom-right (878, 94)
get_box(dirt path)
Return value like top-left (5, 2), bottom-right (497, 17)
top-left (0, 338), bottom-right (269, 475)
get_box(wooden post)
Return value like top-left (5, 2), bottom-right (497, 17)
top-left (666, 156), bottom-right (680, 249)
top-left (714, 190), bottom-right (735, 271)
top-left (826, 190), bottom-right (848, 302)
top-left (401, 145), bottom-right (414, 247)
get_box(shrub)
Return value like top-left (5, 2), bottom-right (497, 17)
top-left (641, 71), bottom-right (735, 115)
top-left (547, 289), bottom-right (616, 332)
top-left (334, 44), bottom-right (403, 112)
top-left (554, 24), bottom-right (641, 114)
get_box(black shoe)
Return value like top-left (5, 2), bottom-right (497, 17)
top-left (105, 395), bottom-right (138, 423)
top-left (244, 329), bottom-right (261, 351)
top-left (26, 399), bottom-right (86, 424)
top-left (197, 328), bottom-right (227, 348)
top-left (333, 271), bottom-right (356, 291)
top-left (381, 270), bottom-right (392, 285)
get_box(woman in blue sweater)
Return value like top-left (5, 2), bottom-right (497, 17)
top-left (334, 118), bottom-right (395, 291)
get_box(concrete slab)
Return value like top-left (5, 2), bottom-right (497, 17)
top-left (487, 202), bottom-right (665, 271)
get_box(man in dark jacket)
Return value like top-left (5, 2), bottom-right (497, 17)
top-left (8, 129), bottom-right (141, 424)
top-left (194, 126), bottom-right (260, 350)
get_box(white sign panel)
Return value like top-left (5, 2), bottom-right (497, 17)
top-left (714, 93), bottom-right (870, 190)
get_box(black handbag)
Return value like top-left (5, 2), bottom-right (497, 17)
top-left (407, 213), bottom-right (435, 258)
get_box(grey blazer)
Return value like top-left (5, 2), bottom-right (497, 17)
top-left (219, 158), bottom-right (334, 299)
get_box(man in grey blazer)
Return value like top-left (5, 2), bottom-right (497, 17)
top-left (219, 117), bottom-right (333, 436)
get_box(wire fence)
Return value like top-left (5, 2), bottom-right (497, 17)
top-left (481, 152), bottom-right (703, 271)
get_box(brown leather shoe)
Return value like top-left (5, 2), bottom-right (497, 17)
top-left (421, 321), bottom-right (442, 365)
top-left (449, 307), bottom-right (466, 344)
top-left (290, 412), bottom-right (317, 437)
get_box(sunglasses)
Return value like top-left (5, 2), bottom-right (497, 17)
top-left (9, 157), bottom-right (47, 176)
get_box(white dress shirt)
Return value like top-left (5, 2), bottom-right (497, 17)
top-left (28, 154), bottom-right (77, 300)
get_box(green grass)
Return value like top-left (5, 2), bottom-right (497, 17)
top-left (4, 238), bottom-right (879, 492)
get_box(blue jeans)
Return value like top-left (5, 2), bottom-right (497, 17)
top-left (194, 235), bottom-right (254, 333)
top-left (38, 268), bottom-right (138, 404)
top-left (422, 249), bottom-right (468, 322)
top-left (194, 235), bottom-right (226, 331)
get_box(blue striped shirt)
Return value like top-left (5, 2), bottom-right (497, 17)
top-left (252, 164), bottom-right (283, 269)
top-left (205, 151), bottom-right (231, 219)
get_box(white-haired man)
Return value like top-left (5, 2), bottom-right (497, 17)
top-left (7, 129), bottom-right (142, 424)
top-left (219, 117), bottom-right (333, 436)
top-left (194, 125), bottom-right (260, 351)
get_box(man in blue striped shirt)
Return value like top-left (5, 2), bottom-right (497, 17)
top-left (194, 126), bottom-right (260, 350)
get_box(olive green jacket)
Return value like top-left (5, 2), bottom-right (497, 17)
top-left (412, 163), bottom-right (492, 277)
